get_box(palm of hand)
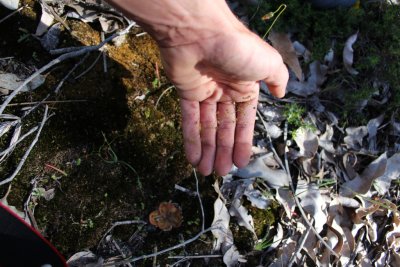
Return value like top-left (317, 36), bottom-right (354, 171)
top-left (160, 30), bottom-right (288, 175)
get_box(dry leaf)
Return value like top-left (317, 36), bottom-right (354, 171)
top-left (286, 61), bottom-right (327, 96)
top-left (296, 180), bottom-right (327, 233)
top-left (276, 187), bottom-right (295, 219)
top-left (212, 198), bottom-right (233, 251)
top-left (35, 2), bottom-right (54, 36)
top-left (263, 121), bottom-right (282, 139)
top-left (223, 244), bottom-right (247, 267)
top-left (294, 128), bottom-right (319, 158)
top-left (293, 40), bottom-right (311, 62)
top-left (233, 157), bottom-right (289, 189)
top-left (319, 124), bottom-right (335, 153)
top-left (343, 32), bottom-right (359, 75)
top-left (67, 251), bottom-right (103, 267)
top-left (340, 153), bottom-right (387, 197)
top-left (374, 153), bottom-right (400, 195)
top-left (344, 126), bottom-right (368, 150)
top-left (244, 185), bottom-right (271, 209)
top-left (229, 198), bottom-right (255, 235)
top-left (0, 0), bottom-right (19, 10)
top-left (367, 114), bottom-right (384, 153)
top-left (0, 73), bottom-right (46, 94)
top-left (269, 31), bottom-right (303, 81)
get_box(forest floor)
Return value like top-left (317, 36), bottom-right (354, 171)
top-left (0, 0), bottom-right (399, 266)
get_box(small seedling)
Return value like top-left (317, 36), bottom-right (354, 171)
top-left (98, 133), bottom-right (143, 192)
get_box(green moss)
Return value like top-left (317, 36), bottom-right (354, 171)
top-left (250, 0), bottom-right (400, 121)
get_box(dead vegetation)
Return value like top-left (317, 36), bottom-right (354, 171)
top-left (0, 0), bottom-right (399, 266)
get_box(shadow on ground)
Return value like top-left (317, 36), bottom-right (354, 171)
top-left (0, 1), bottom-right (219, 264)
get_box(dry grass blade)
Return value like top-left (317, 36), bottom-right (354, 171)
top-left (0, 105), bottom-right (51, 186)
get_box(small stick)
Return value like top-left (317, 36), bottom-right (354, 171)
top-left (152, 246), bottom-right (158, 267)
top-left (111, 239), bottom-right (133, 267)
top-left (174, 184), bottom-right (197, 197)
top-left (44, 163), bottom-right (67, 177)
top-left (155, 86), bottom-right (174, 110)
top-left (0, 106), bottom-right (50, 186)
top-left (74, 52), bottom-right (102, 80)
top-left (50, 47), bottom-right (83, 55)
top-left (104, 167), bottom-right (209, 266)
top-left (0, 5), bottom-right (26, 24)
top-left (0, 57), bottom-right (14, 61)
top-left (283, 122), bottom-right (340, 258)
top-left (136, 32), bottom-right (147, 37)
top-left (101, 32), bottom-right (108, 73)
top-left (0, 126), bottom-right (38, 161)
top-left (288, 218), bottom-right (313, 267)
top-left (103, 228), bottom-right (213, 266)
top-left (257, 109), bottom-right (339, 258)
top-left (0, 23), bottom-right (135, 115)
top-left (168, 255), bottom-right (222, 259)
top-left (55, 53), bottom-right (90, 94)
top-left (193, 169), bottom-right (205, 232)
top-left (7, 100), bottom-right (87, 107)
top-left (98, 220), bottom-right (146, 250)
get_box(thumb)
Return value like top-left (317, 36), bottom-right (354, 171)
top-left (263, 62), bottom-right (288, 98)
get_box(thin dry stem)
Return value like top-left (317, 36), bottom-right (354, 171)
top-left (0, 106), bottom-right (50, 186)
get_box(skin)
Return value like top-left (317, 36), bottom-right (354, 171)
top-left (107, 0), bottom-right (288, 176)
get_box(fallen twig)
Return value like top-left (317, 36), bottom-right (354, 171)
top-left (24, 176), bottom-right (40, 229)
top-left (0, 106), bottom-right (51, 186)
top-left (103, 168), bottom-right (209, 266)
top-left (0, 5), bottom-right (26, 24)
top-left (0, 23), bottom-right (136, 115)
top-left (155, 86), bottom-right (174, 110)
top-left (44, 163), bottom-right (67, 177)
top-left (288, 218), bottom-right (313, 267)
top-left (282, 122), bottom-right (340, 259)
top-left (103, 227), bottom-right (213, 266)
top-left (0, 125), bottom-right (38, 161)
top-left (7, 100), bottom-right (87, 107)
top-left (101, 32), bottom-right (108, 73)
top-left (74, 52), bottom-right (102, 80)
top-left (98, 219), bottom-right (147, 250)
top-left (55, 53), bottom-right (90, 93)
top-left (257, 109), bottom-right (339, 258)
top-left (193, 169), bottom-right (205, 232)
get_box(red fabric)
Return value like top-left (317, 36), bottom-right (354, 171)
top-left (0, 202), bottom-right (67, 267)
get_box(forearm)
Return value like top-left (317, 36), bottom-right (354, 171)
top-left (106, 0), bottom-right (243, 47)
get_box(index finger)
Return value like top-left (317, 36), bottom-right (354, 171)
top-left (180, 99), bottom-right (201, 166)
top-left (233, 94), bottom-right (259, 168)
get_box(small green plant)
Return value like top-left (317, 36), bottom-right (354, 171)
top-left (254, 235), bottom-right (274, 251)
top-left (284, 103), bottom-right (317, 137)
top-left (284, 103), bottom-right (306, 128)
top-left (98, 133), bottom-right (143, 192)
top-left (152, 77), bottom-right (161, 89)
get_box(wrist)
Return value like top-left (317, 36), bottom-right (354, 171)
top-left (107, 0), bottom-right (244, 47)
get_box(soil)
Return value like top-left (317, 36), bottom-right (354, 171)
top-left (0, 1), bottom-right (268, 266)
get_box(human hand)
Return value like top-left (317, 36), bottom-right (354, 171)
top-left (160, 28), bottom-right (288, 176)
top-left (106, 0), bottom-right (288, 175)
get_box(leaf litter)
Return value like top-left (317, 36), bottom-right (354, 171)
top-left (209, 27), bottom-right (400, 266)
top-left (1, 1), bottom-right (399, 266)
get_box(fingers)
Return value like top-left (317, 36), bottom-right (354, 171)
top-left (233, 96), bottom-right (258, 168)
top-left (197, 102), bottom-right (217, 175)
top-left (214, 101), bottom-right (236, 176)
top-left (180, 99), bottom-right (201, 166)
top-left (181, 97), bottom-right (257, 176)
